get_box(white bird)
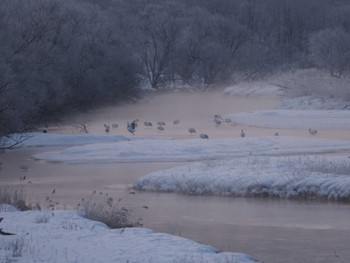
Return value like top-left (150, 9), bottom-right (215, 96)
top-left (157, 121), bottom-right (166, 126)
top-left (104, 124), bottom-right (110, 133)
top-left (173, 119), bottom-right (180, 125)
top-left (157, 125), bottom-right (164, 131)
top-left (309, 128), bottom-right (317, 135)
top-left (199, 133), bottom-right (209, 139)
top-left (225, 118), bottom-right (232, 123)
top-left (240, 129), bottom-right (245, 138)
top-left (188, 127), bottom-right (196, 135)
top-left (127, 119), bottom-right (138, 135)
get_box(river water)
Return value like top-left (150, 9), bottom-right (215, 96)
top-left (1, 90), bottom-right (350, 263)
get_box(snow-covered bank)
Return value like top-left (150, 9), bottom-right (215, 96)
top-left (4, 133), bottom-right (169, 148)
top-left (0, 208), bottom-right (257, 263)
top-left (279, 96), bottom-right (350, 110)
top-left (31, 136), bottom-right (350, 164)
top-left (226, 110), bottom-right (350, 129)
top-left (223, 82), bottom-right (285, 97)
top-left (134, 156), bottom-right (350, 201)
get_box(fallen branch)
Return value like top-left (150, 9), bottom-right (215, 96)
top-left (0, 218), bottom-right (16, 235)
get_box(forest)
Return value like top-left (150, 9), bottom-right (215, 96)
top-left (1, 0), bottom-right (350, 136)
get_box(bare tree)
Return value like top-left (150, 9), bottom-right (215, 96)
top-left (198, 16), bottom-right (249, 87)
top-left (137, 2), bottom-right (184, 89)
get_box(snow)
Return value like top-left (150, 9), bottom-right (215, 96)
top-left (0, 209), bottom-right (257, 263)
top-left (134, 156), bottom-right (350, 201)
top-left (223, 82), bottom-right (285, 97)
top-left (279, 96), bottom-right (350, 110)
top-left (226, 110), bottom-right (350, 129)
top-left (32, 136), bottom-right (350, 164)
top-left (4, 133), bottom-right (167, 148)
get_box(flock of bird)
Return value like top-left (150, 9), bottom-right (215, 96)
top-left (40, 114), bottom-right (318, 139)
top-left (101, 114), bottom-right (319, 139)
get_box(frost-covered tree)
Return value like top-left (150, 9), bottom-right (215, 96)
top-left (0, 0), bottom-right (140, 136)
top-left (309, 28), bottom-right (350, 77)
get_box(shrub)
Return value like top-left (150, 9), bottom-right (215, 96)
top-left (80, 191), bottom-right (143, 229)
top-left (0, 187), bottom-right (31, 211)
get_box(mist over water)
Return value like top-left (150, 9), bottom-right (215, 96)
top-left (66, 90), bottom-right (280, 138)
top-left (2, 90), bottom-right (350, 263)
top-left (58, 90), bottom-right (350, 141)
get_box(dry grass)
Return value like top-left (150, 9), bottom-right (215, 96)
top-left (0, 187), bottom-right (31, 211)
top-left (79, 191), bottom-right (144, 229)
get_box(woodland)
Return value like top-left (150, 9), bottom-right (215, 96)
top-left (1, 0), bottom-right (350, 136)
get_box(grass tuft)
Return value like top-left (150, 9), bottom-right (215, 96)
top-left (0, 187), bottom-right (31, 211)
top-left (80, 191), bottom-right (143, 229)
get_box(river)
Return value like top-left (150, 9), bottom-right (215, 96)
top-left (1, 90), bottom-right (350, 263)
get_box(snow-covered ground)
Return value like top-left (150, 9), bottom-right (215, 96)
top-left (31, 135), bottom-right (350, 163)
top-left (223, 82), bottom-right (285, 97)
top-left (279, 96), bottom-right (350, 110)
top-left (226, 109), bottom-right (350, 129)
top-left (0, 206), bottom-right (256, 263)
top-left (134, 155), bottom-right (350, 201)
top-left (5, 133), bottom-right (166, 148)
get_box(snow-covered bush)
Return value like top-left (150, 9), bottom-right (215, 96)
top-left (270, 69), bottom-right (350, 101)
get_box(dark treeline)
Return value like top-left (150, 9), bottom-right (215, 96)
top-left (1, 0), bottom-right (350, 136)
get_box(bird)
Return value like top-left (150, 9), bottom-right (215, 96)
top-left (111, 123), bottom-right (118, 129)
top-left (127, 119), bottom-right (139, 135)
top-left (104, 124), bottom-right (110, 133)
top-left (240, 129), bottom-right (245, 138)
top-left (173, 119), bottom-right (180, 125)
top-left (274, 132), bottom-right (279, 136)
top-left (188, 127), bottom-right (196, 135)
top-left (157, 121), bottom-right (166, 126)
top-left (213, 114), bottom-right (223, 126)
top-left (309, 128), bottom-right (317, 135)
top-left (213, 117), bottom-right (222, 127)
top-left (42, 124), bottom-right (48, 133)
top-left (225, 118), bottom-right (232, 124)
top-left (157, 125), bottom-right (164, 131)
top-left (20, 164), bottom-right (28, 172)
top-left (144, 121), bottom-right (153, 128)
top-left (199, 133), bottom-right (209, 139)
